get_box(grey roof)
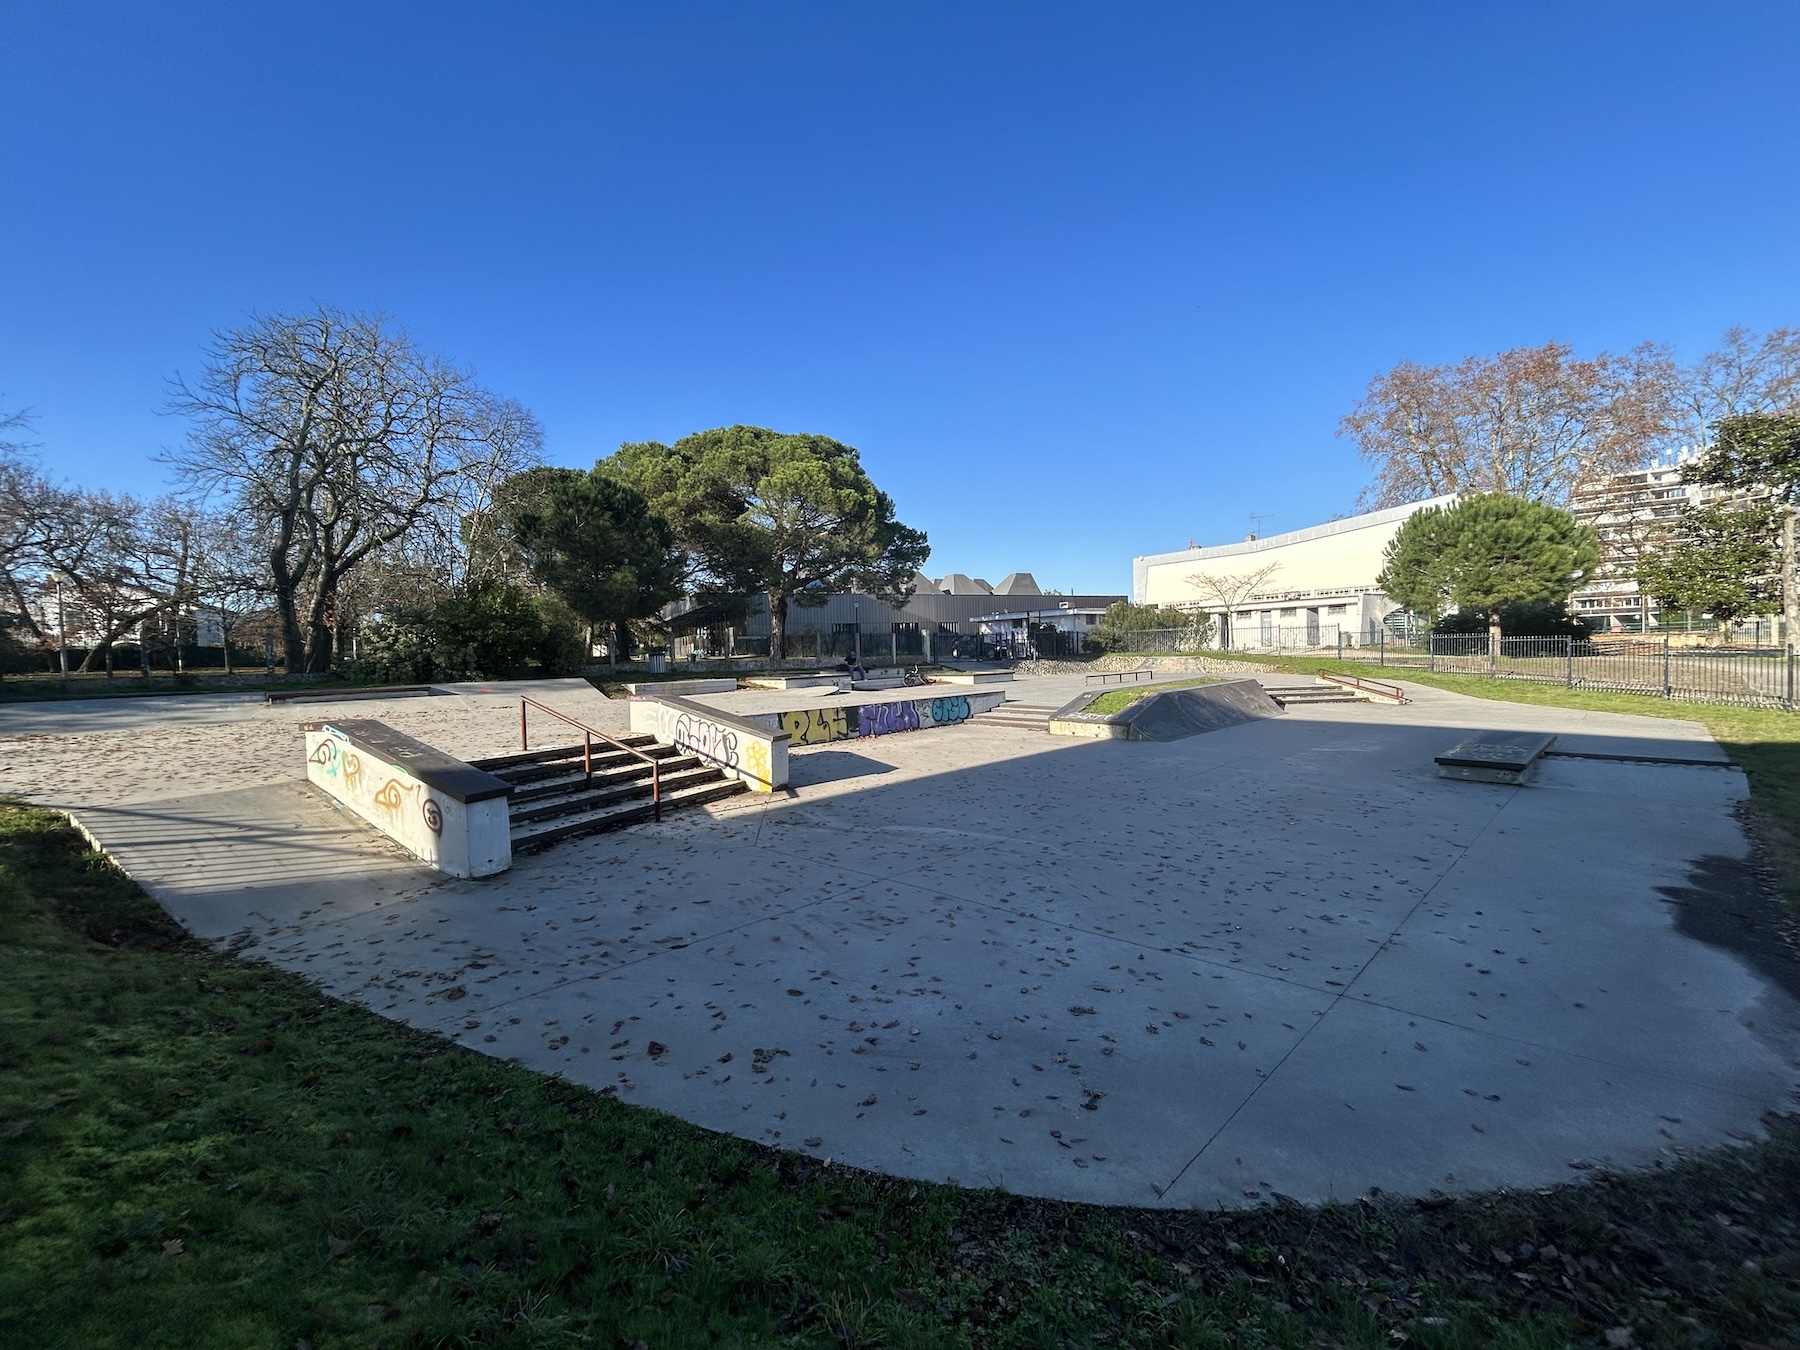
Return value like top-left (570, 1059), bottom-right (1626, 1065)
top-left (937, 573), bottom-right (994, 595)
top-left (992, 572), bottom-right (1042, 595)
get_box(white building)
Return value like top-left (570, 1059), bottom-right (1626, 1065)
top-left (1567, 456), bottom-right (1727, 632)
top-left (1132, 496), bottom-right (1456, 649)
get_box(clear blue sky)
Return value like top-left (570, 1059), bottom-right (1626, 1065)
top-left (4, 3), bottom-right (1798, 595)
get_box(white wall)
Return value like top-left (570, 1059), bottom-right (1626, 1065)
top-left (1134, 497), bottom-right (1455, 609)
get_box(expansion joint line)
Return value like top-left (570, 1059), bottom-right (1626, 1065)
top-left (1158, 785), bottom-right (1523, 1199)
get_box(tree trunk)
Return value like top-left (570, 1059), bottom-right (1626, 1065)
top-left (104, 642), bottom-right (114, 677)
top-left (221, 627), bottom-right (233, 676)
top-left (768, 592), bottom-right (786, 662)
top-left (611, 620), bottom-right (631, 663)
top-left (1488, 610), bottom-right (1503, 652)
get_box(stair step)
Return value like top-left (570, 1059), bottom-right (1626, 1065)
top-left (471, 736), bottom-right (656, 773)
top-left (510, 778), bottom-right (749, 849)
top-left (506, 755), bottom-right (705, 803)
top-left (509, 765), bottom-right (726, 825)
top-left (480, 745), bottom-right (682, 784)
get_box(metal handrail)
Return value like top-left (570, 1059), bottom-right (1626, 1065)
top-left (1318, 670), bottom-right (1407, 703)
top-left (519, 696), bottom-right (661, 821)
top-left (1086, 664), bottom-right (1155, 686)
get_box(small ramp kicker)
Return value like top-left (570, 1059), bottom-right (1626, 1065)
top-left (1048, 678), bottom-right (1285, 742)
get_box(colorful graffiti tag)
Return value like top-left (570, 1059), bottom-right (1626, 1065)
top-left (928, 695), bottom-right (971, 725)
top-left (858, 700), bottom-right (920, 737)
top-left (778, 706), bottom-right (848, 746)
top-left (774, 695), bottom-right (979, 746)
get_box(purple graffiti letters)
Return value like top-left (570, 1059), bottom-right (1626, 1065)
top-left (857, 700), bottom-right (921, 738)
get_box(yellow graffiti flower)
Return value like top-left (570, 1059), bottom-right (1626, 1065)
top-left (746, 740), bottom-right (771, 789)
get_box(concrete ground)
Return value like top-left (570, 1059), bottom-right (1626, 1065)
top-left (12, 675), bottom-right (1797, 1210)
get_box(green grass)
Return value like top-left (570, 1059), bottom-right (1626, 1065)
top-left (1080, 677), bottom-right (1219, 718)
top-left (1203, 651), bottom-right (1800, 913)
top-left (6, 804), bottom-right (1800, 1347)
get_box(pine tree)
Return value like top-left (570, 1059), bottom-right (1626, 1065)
top-left (1378, 495), bottom-right (1600, 646)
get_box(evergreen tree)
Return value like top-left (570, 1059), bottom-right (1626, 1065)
top-left (1635, 503), bottom-right (1781, 637)
top-left (1378, 495), bottom-right (1600, 645)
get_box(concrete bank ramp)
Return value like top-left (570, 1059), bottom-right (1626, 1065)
top-left (1125, 678), bottom-right (1284, 740)
top-left (1052, 677), bottom-right (1284, 741)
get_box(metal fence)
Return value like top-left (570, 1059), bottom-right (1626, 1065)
top-left (1334, 633), bottom-right (1797, 711)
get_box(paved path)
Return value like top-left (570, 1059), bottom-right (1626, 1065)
top-left (18, 676), bottom-right (1798, 1208)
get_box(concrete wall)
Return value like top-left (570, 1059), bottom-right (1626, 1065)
top-left (304, 722), bottom-right (512, 878)
top-left (747, 689), bottom-right (1007, 747)
top-left (628, 695), bottom-right (790, 792)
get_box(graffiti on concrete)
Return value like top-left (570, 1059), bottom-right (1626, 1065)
top-left (744, 740), bottom-right (771, 788)
top-left (858, 700), bottom-right (920, 738)
top-left (672, 713), bottom-right (740, 769)
top-left (772, 695), bottom-right (982, 746)
top-left (779, 707), bottom-right (848, 746)
top-left (928, 695), bottom-right (971, 725)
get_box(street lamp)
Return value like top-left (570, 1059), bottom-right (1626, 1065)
top-left (51, 572), bottom-right (69, 680)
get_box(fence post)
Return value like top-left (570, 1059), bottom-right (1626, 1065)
top-left (1565, 634), bottom-right (1573, 689)
top-left (1379, 630), bottom-right (1385, 667)
top-left (1489, 631), bottom-right (1497, 678)
top-left (1429, 632), bottom-right (1436, 673)
top-left (1662, 637), bottom-right (1672, 699)
top-left (1337, 629), bottom-right (1343, 662)
top-left (1788, 644), bottom-right (1795, 708)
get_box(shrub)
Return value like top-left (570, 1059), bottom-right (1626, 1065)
top-left (356, 581), bottom-right (566, 683)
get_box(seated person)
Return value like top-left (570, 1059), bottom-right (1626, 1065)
top-left (840, 650), bottom-right (868, 681)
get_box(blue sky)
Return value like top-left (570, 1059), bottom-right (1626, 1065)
top-left (3, 3), bottom-right (1798, 595)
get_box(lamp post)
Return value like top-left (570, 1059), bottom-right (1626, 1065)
top-left (52, 572), bottom-right (69, 680)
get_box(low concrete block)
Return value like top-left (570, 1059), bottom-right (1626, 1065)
top-left (1436, 731), bottom-right (1555, 784)
top-left (623, 678), bottom-right (739, 697)
top-left (929, 671), bottom-right (1014, 684)
top-left (628, 694), bottom-right (790, 791)
top-left (302, 719), bottom-right (512, 877)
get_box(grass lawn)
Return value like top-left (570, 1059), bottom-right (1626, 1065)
top-left (5, 804), bottom-right (1800, 1348)
top-left (1200, 652), bottom-right (1800, 914)
top-left (1080, 678), bottom-right (1219, 718)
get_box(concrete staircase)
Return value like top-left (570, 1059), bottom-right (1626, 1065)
top-left (975, 699), bottom-right (1061, 731)
top-left (1261, 684), bottom-right (1371, 708)
top-left (470, 738), bottom-right (747, 851)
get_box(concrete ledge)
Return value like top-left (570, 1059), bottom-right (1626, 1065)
top-left (623, 677), bottom-right (739, 697)
top-left (302, 719), bottom-right (513, 878)
top-left (628, 693), bottom-right (790, 791)
top-left (741, 674), bottom-right (851, 691)
top-left (929, 671), bottom-right (1014, 685)
top-left (1049, 679), bottom-right (1284, 741)
top-left (267, 684), bottom-right (434, 704)
top-left (748, 689), bottom-right (1008, 747)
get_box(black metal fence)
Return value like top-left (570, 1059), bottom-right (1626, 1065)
top-left (1334, 633), bottom-right (1797, 711)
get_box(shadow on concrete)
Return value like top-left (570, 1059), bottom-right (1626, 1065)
top-left (785, 749), bottom-right (900, 786)
top-left (1658, 845), bottom-right (1800, 1004)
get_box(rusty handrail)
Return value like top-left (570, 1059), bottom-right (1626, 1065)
top-left (520, 696), bottom-right (661, 821)
top-left (1318, 670), bottom-right (1407, 703)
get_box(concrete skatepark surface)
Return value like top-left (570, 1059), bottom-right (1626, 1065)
top-left (9, 674), bottom-right (1797, 1210)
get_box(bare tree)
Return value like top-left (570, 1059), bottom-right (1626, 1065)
top-left (1187, 561), bottom-right (1285, 611)
top-left (1187, 562), bottom-right (1284, 646)
top-left (165, 307), bottom-right (543, 673)
top-left (191, 508), bottom-right (271, 675)
top-left (1664, 326), bottom-right (1800, 454)
top-left (1340, 341), bottom-right (1674, 509)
